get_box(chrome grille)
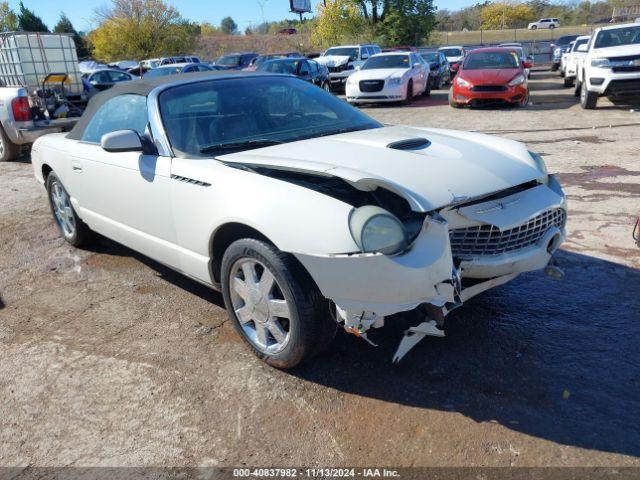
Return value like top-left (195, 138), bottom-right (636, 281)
top-left (449, 208), bottom-right (566, 257)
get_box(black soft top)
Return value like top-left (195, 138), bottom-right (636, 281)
top-left (67, 71), bottom-right (259, 140)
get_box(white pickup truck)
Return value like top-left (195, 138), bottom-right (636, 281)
top-left (576, 22), bottom-right (640, 109)
top-left (0, 32), bottom-right (85, 161)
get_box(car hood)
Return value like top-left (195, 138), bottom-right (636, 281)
top-left (219, 125), bottom-right (544, 212)
top-left (460, 68), bottom-right (521, 85)
top-left (316, 55), bottom-right (351, 67)
top-left (352, 68), bottom-right (408, 80)
top-left (593, 44), bottom-right (640, 58)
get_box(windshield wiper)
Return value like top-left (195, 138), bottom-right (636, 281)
top-left (200, 139), bottom-right (284, 154)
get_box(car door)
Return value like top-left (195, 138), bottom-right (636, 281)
top-left (69, 94), bottom-right (178, 267)
top-left (297, 60), bottom-right (313, 83)
top-left (410, 54), bottom-right (427, 92)
top-left (90, 70), bottom-right (114, 91)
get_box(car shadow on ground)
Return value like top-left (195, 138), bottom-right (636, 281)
top-left (290, 249), bottom-right (640, 459)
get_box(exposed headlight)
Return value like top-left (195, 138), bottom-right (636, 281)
top-left (508, 74), bottom-right (526, 86)
top-left (591, 57), bottom-right (611, 68)
top-left (456, 76), bottom-right (471, 88)
top-left (387, 77), bottom-right (403, 86)
top-left (349, 206), bottom-right (408, 255)
top-left (529, 151), bottom-right (549, 182)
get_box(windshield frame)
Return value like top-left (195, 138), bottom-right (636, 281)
top-left (594, 26), bottom-right (640, 49)
top-left (439, 48), bottom-right (463, 58)
top-left (155, 75), bottom-right (382, 158)
top-left (462, 51), bottom-right (520, 70)
top-left (361, 54), bottom-right (411, 70)
top-left (324, 47), bottom-right (358, 58)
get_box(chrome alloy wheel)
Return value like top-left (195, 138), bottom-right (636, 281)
top-left (50, 179), bottom-right (76, 238)
top-left (229, 258), bottom-right (291, 354)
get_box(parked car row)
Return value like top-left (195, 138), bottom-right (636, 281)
top-left (556, 21), bottom-right (640, 109)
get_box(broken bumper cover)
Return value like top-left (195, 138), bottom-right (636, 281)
top-left (295, 179), bottom-right (566, 320)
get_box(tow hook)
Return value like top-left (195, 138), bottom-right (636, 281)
top-left (544, 257), bottom-right (565, 280)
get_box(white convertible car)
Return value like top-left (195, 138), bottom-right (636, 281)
top-left (32, 72), bottom-right (567, 368)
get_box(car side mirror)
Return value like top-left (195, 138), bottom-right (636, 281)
top-left (101, 130), bottom-right (144, 153)
top-left (523, 61), bottom-right (533, 69)
top-left (577, 44), bottom-right (588, 52)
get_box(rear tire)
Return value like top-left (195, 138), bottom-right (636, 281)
top-left (422, 78), bottom-right (431, 96)
top-left (563, 76), bottom-right (574, 88)
top-left (551, 63), bottom-right (558, 71)
top-left (580, 83), bottom-right (598, 109)
top-left (531, 25), bottom-right (538, 30)
top-left (221, 238), bottom-right (336, 369)
top-left (46, 172), bottom-right (92, 247)
top-left (0, 126), bottom-right (21, 162)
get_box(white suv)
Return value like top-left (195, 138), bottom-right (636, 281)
top-left (315, 44), bottom-right (381, 91)
top-left (576, 22), bottom-right (640, 109)
top-left (563, 35), bottom-right (591, 87)
top-left (528, 18), bottom-right (560, 30)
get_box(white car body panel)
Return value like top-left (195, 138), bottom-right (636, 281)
top-left (564, 36), bottom-right (590, 78)
top-left (345, 62), bottom-right (429, 103)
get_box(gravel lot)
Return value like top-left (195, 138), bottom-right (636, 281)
top-left (1, 68), bottom-right (639, 468)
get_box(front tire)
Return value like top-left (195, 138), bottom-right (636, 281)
top-left (448, 88), bottom-right (462, 108)
top-left (0, 126), bottom-right (21, 162)
top-left (563, 76), bottom-right (574, 88)
top-left (221, 238), bottom-right (336, 369)
top-left (580, 82), bottom-right (598, 109)
top-left (574, 80), bottom-right (582, 97)
top-left (46, 172), bottom-right (92, 247)
top-left (404, 80), bottom-right (414, 104)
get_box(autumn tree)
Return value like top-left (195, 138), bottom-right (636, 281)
top-left (0, 1), bottom-right (18, 32)
top-left (480, 2), bottom-right (536, 29)
top-left (311, 0), bottom-right (368, 47)
top-left (90, 0), bottom-right (198, 62)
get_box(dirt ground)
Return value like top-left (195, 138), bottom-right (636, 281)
top-left (1, 68), bottom-right (639, 469)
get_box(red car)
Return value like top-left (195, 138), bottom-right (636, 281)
top-left (449, 47), bottom-right (532, 108)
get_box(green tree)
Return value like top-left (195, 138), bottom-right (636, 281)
top-left (379, 0), bottom-right (436, 45)
top-left (220, 16), bottom-right (237, 34)
top-left (17, 1), bottom-right (49, 32)
top-left (53, 13), bottom-right (90, 58)
top-left (480, 2), bottom-right (536, 29)
top-left (90, 0), bottom-right (198, 62)
top-left (0, 1), bottom-right (18, 32)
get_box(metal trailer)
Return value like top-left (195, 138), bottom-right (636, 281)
top-left (0, 32), bottom-right (85, 161)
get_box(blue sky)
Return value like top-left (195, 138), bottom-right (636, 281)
top-left (11, 0), bottom-right (474, 33)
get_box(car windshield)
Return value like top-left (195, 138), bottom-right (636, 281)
top-left (324, 47), bottom-right (358, 58)
top-left (594, 26), bottom-right (640, 48)
top-left (145, 67), bottom-right (181, 77)
top-left (259, 59), bottom-right (299, 74)
top-left (464, 52), bottom-right (519, 69)
top-left (159, 76), bottom-right (381, 157)
top-left (440, 48), bottom-right (462, 57)
top-left (421, 53), bottom-right (438, 62)
top-left (574, 38), bottom-right (589, 50)
top-left (557, 35), bottom-right (578, 45)
top-left (361, 55), bottom-right (410, 70)
top-left (216, 55), bottom-right (241, 66)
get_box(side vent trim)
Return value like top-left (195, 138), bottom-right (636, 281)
top-left (171, 174), bottom-right (211, 187)
top-left (387, 137), bottom-right (431, 151)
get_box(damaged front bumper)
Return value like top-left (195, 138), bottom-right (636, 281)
top-left (294, 177), bottom-right (567, 361)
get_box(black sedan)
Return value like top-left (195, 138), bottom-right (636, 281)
top-left (257, 58), bottom-right (330, 91)
top-left (419, 51), bottom-right (450, 89)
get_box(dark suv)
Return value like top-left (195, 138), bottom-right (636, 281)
top-left (419, 50), bottom-right (451, 89)
top-left (215, 52), bottom-right (259, 70)
top-left (551, 35), bottom-right (580, 71)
